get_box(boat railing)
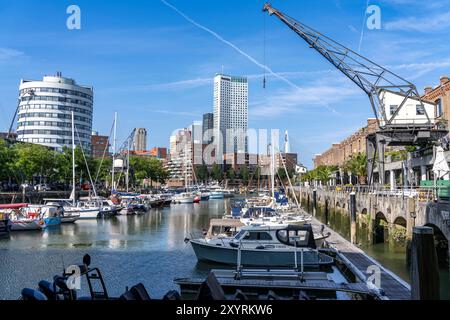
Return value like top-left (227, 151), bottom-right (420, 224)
top-left (235, 240), bottom-right (243, 279)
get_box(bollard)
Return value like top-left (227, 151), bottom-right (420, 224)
top-left (407, 196), bottom-right (416, 240)
top-left (312, 189), bottom-right (317, 217)
top-left (410, 226), bottom-right (440, 300)
top-left (350, 192), bottom-right (357, 244)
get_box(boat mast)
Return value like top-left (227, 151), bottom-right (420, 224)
top-left (271, 141), bottom-right (275, 200)
top-left (111, 112), bottom-right (117, 193)
top-left (71, 111), bottom-right (76, 206)
top-left (126, 139), bottom-right (130, 193)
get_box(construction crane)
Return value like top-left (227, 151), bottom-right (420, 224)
top-left (113, 128), bottom-right (136, 191)
top-left (263, 3), bottom-right (448, 185)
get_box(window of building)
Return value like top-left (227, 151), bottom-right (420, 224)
top-left (436, 99), bottom-right (443, 117)
top-left (389, 105), bottom-right (398, 115)
top-left (416, 104), bottom-right (425, 116)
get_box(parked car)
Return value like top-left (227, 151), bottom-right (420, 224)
top-left (34, 184), bottom-right (51, 192)
top-left (20, 183), bottom-right (34, 191)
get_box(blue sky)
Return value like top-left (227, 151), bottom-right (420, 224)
top-left (1, 0), bottom-right (450, 168)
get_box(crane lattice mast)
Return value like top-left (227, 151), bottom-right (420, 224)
top-left (263, 3), bottom-right (430, 129)
top-left (263, 3), bottom-right (447, 185)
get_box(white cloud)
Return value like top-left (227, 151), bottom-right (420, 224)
top-left (250, 83), bottom-right (359, 118)
top-left (385, 11), bottom-right (450, 32)
top-left (154, 109), bottom-right (201, 117)
top-left (390, 60), bottom-right (450, 80)
top-left (0, 48), bottom-right (25, 61)
top-left (136, 77), bottom-right (213, 91)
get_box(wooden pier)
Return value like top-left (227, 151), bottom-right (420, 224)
top-left (308, 214), bottom-right (412, 300)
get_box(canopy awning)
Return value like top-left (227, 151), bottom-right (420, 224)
top-left (0, 203), bottom-right (28, 209)
top-left (209, 219), bottom-right (245, 228)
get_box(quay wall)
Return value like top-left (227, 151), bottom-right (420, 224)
top-left (290, 187), bottom-right (450, 264)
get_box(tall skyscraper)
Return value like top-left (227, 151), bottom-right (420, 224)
top-left (202, 113), bottom-right (214, 144)
top-left (17, 72), bottom-right (93, 151)
top-left (189, 121), bottom-right (203, 165)
top-left (284, 130), bottom-right (291, 153)
top-left (134, 128), bottom-right (147, 151)
top-left (213, 74), bottom-right (248, 157)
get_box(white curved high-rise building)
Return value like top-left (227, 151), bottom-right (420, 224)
top-left (16, 73), bottom-right (93, 152)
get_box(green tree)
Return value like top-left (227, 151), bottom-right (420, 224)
top-left (277, 167), bottom-right (287, 181)
top-left (128, 156), bottom-right (169, 188)
top-left (211, 163), bottom-right (223, 181)
top-left (195, 165), bottom-right (208, 182)
top-left (240, 166), bottom-right (249, 184)
top-left (0, 139), bottom-right (14, 182)
top-left (344, 152), bottom-right (367, 184)
top-left (227, 168), bottom-right (236, 180)
top-left (10, 143), bottom-right (58, 183)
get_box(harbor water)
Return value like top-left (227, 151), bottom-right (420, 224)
top-left (0, 200), bottom-right (232, 300)
top-left (1, 197), bottom-right (448, 300)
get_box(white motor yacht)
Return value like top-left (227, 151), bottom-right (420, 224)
top-left (172, 192), bottom-right (195, 204)
top-left (189, 224), bottom-right (331, 267)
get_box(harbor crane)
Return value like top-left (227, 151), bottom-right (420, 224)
top-left (113, 128), bottom-right (136, 192)
top-left (263, 3), bottom-right (448, 185)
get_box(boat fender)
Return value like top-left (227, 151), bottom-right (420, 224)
top-left (183, 237), bottom-right (190, 243)
top-left (38, 280), bottom-right (57, 300)
top-left (21, 288), bottom-right (48, 301)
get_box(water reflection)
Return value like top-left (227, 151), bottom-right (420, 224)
top-left (0, 199), bottom-right (234, 299)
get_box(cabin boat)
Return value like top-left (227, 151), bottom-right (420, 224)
top-left (226, 205), bottom-right (310, 227)
top-left (189, 224), bottom-right (331, 267)
top-left (198, 191), bottom-right (210, 201)
top-left (159, 193), bottom-right (173, 206)
top-left (119, 196), bottom-right (148, 215)
top-left (0, 204), bottom-right (13, 236)
top-left (4, 203), bottom-right (46, 231)
top-left (205, 219), bottom-right (245, 239)
top-left (238, 206), bottom-right (310, 226)
top-left (43, 199), bottom-right (80, 223)
top-left (209, 191), bottom-right (224, 199)
top-left (78, 197), bottom-right (120, 218)
top-left (172, 192), bottom-right (195, 204)
top-left (28, 205), bottom-right (62, 227)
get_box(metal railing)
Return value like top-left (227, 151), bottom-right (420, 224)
top-left (294, 185), bottom-right (447, 203)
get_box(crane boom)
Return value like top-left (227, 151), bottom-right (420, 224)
top-left (263, 3), bottom-right (448, 186)
top-left (262, 3), bottom-right (432, 130)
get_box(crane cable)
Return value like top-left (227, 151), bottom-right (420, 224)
top-left (263, 11), bottom-right (267, 89)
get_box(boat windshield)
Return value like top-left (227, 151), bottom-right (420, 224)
top-left (234, 230), bottom-right (273, 241)
top-left (276, 229), bottom-right (311, 247)
top-left (234, 230), bottom-right (247, 240)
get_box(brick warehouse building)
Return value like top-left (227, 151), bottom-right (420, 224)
top-left (313, 118), bottom-right (378, 168)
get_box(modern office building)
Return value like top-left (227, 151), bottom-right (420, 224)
top-left (202, 113), bottom-right (214, 144)
top-left (91, 131), bottom-right (110, 158)
top-left (134, 128), bottom-right (147, 151)
top-left (167, 129), bottom-right (193, 182)
top-left (16, 72), bottom-right (93, 151)
top-left (213, 74), bottom-right (248, 157)
top-left (189, 121), bottom-right (203, 165)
